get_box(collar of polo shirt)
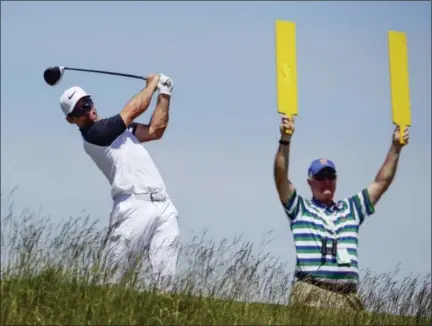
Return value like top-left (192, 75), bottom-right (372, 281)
top-left (311, 197), bottom-right (343, 212)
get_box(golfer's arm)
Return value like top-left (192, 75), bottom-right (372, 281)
top-left (132, 94), bottom-right (170, 142)
top-left (120, 84), bottom-right (157, 127)
top-left (274, 142), bottom-right (295, 204)
top-left (367, 143), bottom-right (402, 205)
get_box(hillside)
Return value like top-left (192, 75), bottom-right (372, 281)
top-left (1, 204), bottom-right (430, 325)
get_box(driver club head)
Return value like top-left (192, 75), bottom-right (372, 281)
top-left (43, 66), bottom-right (65, 86)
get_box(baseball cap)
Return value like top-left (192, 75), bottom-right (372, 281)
top-left (308, 158), bottom-right (336, 178)
top-left (59, 86), bottom-right (91, 117)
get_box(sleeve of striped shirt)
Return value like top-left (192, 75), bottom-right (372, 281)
top-left (348, 188), bottom-right (375, 225)
top-left (281, 189), bottom-right (303, 222)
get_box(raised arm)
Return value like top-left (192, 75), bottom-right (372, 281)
top-left (367, 126), bottom-right (409, 206)
top-left (274, 115), bottom-right (296, 204)
top-left (119, 74), bottom-right (160, 127)
top-left (130, 75), bottom-right (174, 143)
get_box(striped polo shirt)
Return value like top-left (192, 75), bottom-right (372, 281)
top-left (283, 188), bottom-right (375, 284)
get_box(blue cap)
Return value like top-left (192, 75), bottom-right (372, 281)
top-left (308, 158), bottom-right (336, 177)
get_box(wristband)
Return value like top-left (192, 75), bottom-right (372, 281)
top-left (279, 139), bottom-right (290, 145)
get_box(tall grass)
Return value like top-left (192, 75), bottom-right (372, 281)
top-left (1, 193), bottom-right (431, 325)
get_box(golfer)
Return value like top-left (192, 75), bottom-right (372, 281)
top-left (273, 114), bottom-right (409, 310)
top-left (59, 74), bottom-right (180, 289)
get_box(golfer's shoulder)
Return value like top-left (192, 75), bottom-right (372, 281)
top-left (80, 114), bottom-right (127, 146)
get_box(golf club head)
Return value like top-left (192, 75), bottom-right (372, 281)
top-left (43, 66), bottom-right (65, 86)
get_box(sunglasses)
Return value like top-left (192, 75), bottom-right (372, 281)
top-left (69, 97), bottom-right (93, 118)
top-left (314, 173), bottom-right (337, 181)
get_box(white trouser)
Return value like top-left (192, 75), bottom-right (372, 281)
top-left (105, 192), bottom-right (180, 290)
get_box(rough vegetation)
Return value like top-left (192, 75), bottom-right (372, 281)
top-left (1, 193), bottom-right (430, 325)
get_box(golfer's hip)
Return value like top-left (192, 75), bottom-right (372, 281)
top-left (110, 177), bottom-right (167, 201)
top-left (109, 190), bottom-right (170, 228)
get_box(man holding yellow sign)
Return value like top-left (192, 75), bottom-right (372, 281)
top-left (273, 21), bottom-right (411, 310)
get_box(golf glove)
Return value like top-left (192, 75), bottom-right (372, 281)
top-left (158, 74), bottom-right (174, 96)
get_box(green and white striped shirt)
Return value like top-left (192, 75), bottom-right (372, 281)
top-left (283, 188), bottom-right (375, 284)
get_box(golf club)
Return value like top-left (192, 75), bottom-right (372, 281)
top-left (43, 66), bottom-right (147, 86)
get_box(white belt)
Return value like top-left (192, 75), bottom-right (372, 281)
top-left (113, 192), bottom-right (169, 204)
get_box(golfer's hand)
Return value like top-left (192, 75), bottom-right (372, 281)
top-left (280, 114), bottom-right (295, 141)
top-left (157, 74), bottom-right (174, 96)
top-left (145, 74), bottom-right (160, 91)
top-left (392, 125), bottom-right (409, 148)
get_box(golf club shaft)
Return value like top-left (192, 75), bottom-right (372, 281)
top-left (65, 67), bottom-right (147, 80)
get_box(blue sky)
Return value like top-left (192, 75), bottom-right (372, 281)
top-left (1, 1), bottom-right (430, 280)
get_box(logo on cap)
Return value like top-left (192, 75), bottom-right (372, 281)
top-left (68, 91), bottom-right (76, 100)
top-left (320, 159), bottom-right (328, 165)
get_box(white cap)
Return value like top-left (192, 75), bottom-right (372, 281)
top-left (59, 86), bottom-right (91, 116)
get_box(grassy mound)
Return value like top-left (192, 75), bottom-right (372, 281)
top-left (1, 196), bottom-right (430, 325)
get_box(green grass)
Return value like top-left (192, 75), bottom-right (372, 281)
top-left (1, 193), bottom-right (431, 325)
